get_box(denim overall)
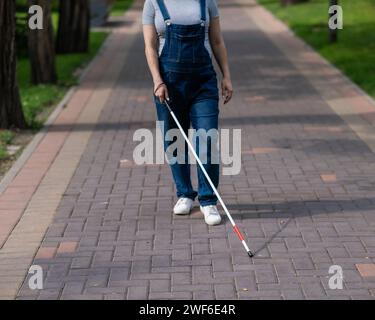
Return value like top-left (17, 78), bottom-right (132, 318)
top-left (154, 0), bottom-right (220, 206)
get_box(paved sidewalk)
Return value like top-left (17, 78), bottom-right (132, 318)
top-left (2, 0), bottom-right (375, 299)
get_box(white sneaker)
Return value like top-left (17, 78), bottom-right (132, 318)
top-left (200, 205), bottom-right (222, 226)
top-left (173, 198), bottom-right (194, 215)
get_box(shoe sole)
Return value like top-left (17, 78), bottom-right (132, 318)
top-left (173, 210), bottom-right (191, 215)
top-left (173, 206), bottom-right (193, 215)
top-left (205, 219), bottom-right (222, 226)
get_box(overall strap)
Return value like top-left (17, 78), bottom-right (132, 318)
top-left (200, 0), bottom-right (207, 22)
top-left (156, 0), bottom-right (171, 22)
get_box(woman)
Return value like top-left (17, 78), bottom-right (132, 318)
top-left (143, 0), bottom-right (233, 225)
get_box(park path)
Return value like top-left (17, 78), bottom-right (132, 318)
top-left (1, 0), bottom-right (375, 299)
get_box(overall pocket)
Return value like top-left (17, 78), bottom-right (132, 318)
top-left (168, 31), bottom-right (208, 64)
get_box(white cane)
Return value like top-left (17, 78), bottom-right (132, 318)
top-left (164, 100), bottom-right (254, 258)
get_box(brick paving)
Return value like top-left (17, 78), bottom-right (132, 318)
top-left (6, 0), bottom-right (375, 299)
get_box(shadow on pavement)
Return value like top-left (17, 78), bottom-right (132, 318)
top-left (227, 198), bottom-right (375, 218)
top-left (227, 198), bottom-right (375, 255)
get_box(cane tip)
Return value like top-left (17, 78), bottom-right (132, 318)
top-left (248, 251), bottom-right (254, 258)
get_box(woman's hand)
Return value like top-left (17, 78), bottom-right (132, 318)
top-left (221, 77), bottom-right (233, 104)
top-left (154, 82), bottom-right (169, 104)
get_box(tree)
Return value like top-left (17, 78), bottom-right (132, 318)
top-left (28, 0), bottom-right (57, 84)
top-left (56, 0), bottom-right (90, 54)
top-left (329, 0), bottom-right (339, 43)
top-left (0, 0), bottom-right (27, 129)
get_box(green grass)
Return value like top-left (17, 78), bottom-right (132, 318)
top-left (0, 146), bottom-right (7, 160)
top-left (17, 31), bottom-right (108, 128)
top-left (0, 131), bottom-right (15, 160)
top-left (257, 0), bottom-right (375, 98)
top-left (111, 0), bottom-right (134, 16)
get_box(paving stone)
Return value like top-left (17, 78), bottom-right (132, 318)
top-left (127, 286), bottom-right (149, 300)
top-left (150, 279), bottom-right (170, 293)
top-left (356, 264), bottom-right (375, 278)
top-left (214, 284), bottom-right (236, 299)
top-left (172, 273), bottom-right (191, 286)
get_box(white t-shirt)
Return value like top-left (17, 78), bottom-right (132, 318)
top-left (142, 0), bottom-right (220, 56)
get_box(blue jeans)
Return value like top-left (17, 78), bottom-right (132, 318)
top-left (154, 67), bottom-right (220, 206)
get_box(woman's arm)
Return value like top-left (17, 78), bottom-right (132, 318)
top-left (209, 17), bottom-right (233, 104)
top-left (143, 25), bottom-right (169, 103)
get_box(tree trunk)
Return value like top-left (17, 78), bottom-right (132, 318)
top-left (28, 0), bottom-right (57, 84)
top-left (329, 0), bottom-right (338, 43)
top-left (0, 1), bottom-right (27, 129)
top-left (56, 0), bottom-right (90, 54)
